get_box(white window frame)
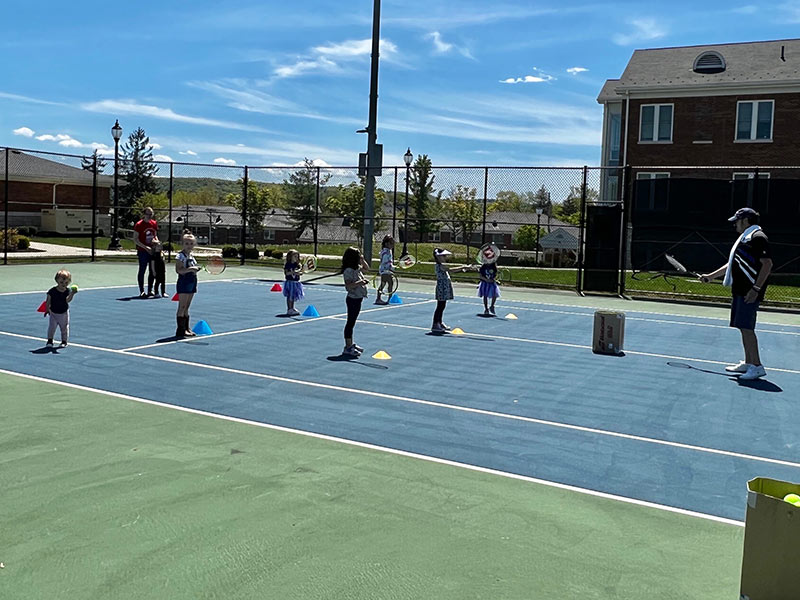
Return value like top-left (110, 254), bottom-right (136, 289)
top-left (429, 231), bottom-right (441, 242)
top-left (639, 104), bottom-right (674, 143)
top-left (735, 100), bottom-right (774, 142)
top-left (732, 172), bottom-right (770, 180)
top-left (263, 229), bottom-right (276, 241)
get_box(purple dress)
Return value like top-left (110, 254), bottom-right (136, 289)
top-left (477, 263), bottom-right (500, 298)
top-left (283, 261), bottom-right (304, 301)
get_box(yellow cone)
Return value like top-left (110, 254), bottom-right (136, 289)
top-left (505, 313), bottom-right (518, 320)
top-left (372, 350), bottom-right (392, 360)
top-left (450, 327), bottom-right (465, 335)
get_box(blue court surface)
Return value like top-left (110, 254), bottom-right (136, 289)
top-left (1, 273), bottom-right (799, 523)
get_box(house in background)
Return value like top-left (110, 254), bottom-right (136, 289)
top-left (0, 149), bottom-right (113, 229)
top-left (170, 205), bottom-right (298, 246)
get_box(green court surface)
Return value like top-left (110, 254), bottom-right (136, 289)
top-left (1, 373), bottom-right (742, 600)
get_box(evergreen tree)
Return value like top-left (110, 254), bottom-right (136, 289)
top-left (532, 185), bottom-right (553, 216)
top-left (80, 149), bottom-right (107, 174)
top-left (283, 158), bottom-right (331, 235)
top-left (119, 127), bottom-right (158, 223)
top-left (408, 154), bottom-right (442, 242)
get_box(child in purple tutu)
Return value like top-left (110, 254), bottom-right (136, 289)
top-left (478, 261), bottom-right (500, 316)
top-left (283, 249), bottom-right (304, 316)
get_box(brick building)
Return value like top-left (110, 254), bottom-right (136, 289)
top-left (1, 149), bottom-right (113, 227)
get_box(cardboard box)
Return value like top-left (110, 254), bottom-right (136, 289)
top-left (592, 310), bottom-right (625, 355)
top-left (740, 477), bottom-right (800, 600)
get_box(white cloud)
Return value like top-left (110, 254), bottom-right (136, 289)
top-left (314, 38), bottom-right (397, 58)
top-left (150, 142), bottom-right (162, 149)
top-left (36, 133), bottom-right (71, 142)
top-left (499, 67), bottom-right (556, 84)
top-left (154, 154), bottom-right (174, 162)
top-left (58, 137), bottom-right (83, 148)
top-left (0, 91), bottom-right (64, 106)
top-left (179, 150), bottom-right (198, 156)
top-left (13, 126), bottom-right (35, 137)
top-left (613, 18), bottom-right (667, 46)
top-left (273, 37), bottom-right (398, 79)
top-left (426, 31), bottom-right (473, 59)
top-left (567, 67), bottom-right (589, 75)
top-left (81, 99), bottom-right (273, 133)
top-left (213, 157), bottom-right (237, 165)
top-left (732, 5), bottom-right (758, 14)
top-left (274, 56), bottom-right (339, 79)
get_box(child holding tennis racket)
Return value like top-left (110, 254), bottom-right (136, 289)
top-left (174, 229), bottom-right (200, 339)
top-left (478, 261), bottom-right (500, 316)
top-left (432, 247), bottom-right (459, 332)
top-left (341, 246), bottom-right (370, 357)
top-left (283, 249), bottom-right (304, 316)
top-left (375, 235), bottom-right (395, 305)
top-left (148, 240), bottom-right (167, 298)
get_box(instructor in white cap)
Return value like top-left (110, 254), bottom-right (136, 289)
top-left (700, 207), bottom-right (772, 380)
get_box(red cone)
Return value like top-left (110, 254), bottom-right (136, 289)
top-left (36, 300), bottom-right (47, 313)
top-left (271, 283), bottom-right (282, 292)
top-left (171, 293), bottom-right (179, 301)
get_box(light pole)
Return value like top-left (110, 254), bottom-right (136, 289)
top-left (207, 209), bottom-right (222, 245)
top-left (401, 148), bottom-right (413, 258)
top-left (108, 119), bottom-right (123, 250)
top-left (535, 207), bottom-right (543, 266)
top-left (361, 0), bottom-right (382, 265)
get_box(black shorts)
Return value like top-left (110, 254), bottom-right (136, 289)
top-left (730, 295), bottom-right (759, 330)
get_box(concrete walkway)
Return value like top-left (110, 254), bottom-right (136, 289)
top-left (5, 242), bottom-right (223, 259)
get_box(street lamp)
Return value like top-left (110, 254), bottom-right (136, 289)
top-left (207, 208), bottom-right (222, 245)
top-left (535, 207), bottom-right (543, 266)
top-left (401, 148), bottom-right (413, 257)
top-left (108, 120), bottom-right (123, 250)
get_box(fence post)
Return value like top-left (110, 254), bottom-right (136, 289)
top-left (576, 166), bottom-right (588, 294)
top-left (481, 167), bottom-right (489, 246)
top-left (167, 162), bottom-right (174, 263)
top-left (241, 166), bottom-right (248, 265)
top-left (3, 148), bottom-right (8, 266)
top-left (314, 167), bottom-right (321, 257)
top-left (618, 165), bottom-right (632, 296)
top-left (752, 167), bottom-right (759, 208)
top-left (392, 166), bottom-right (398, 242)
top-left (91, 155), bottom-right (97, 262)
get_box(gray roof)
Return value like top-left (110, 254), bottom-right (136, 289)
top-left (485, 211), bottom-right (574, 234)
top-left (539, 227), bottom-right (578, 251)
top-left (597, 79), bottom-right (620, 102)
top-left (171, 205), bottom-right (295, 229)
top-left (0, 149), bottom-right (114, 187)
top-left (599, 38), bottom-right (800, 101)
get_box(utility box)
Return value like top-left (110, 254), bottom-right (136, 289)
top-left (592, 310), bottom-right (625, 355)
top-left (41, 209), bottom-right (101, 234)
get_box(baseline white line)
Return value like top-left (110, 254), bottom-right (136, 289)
top-left (0, 276), bottom-right (264, 296)
top-left (346, 317), bottom-right (800, 376)
top-left (0, 367), bottom-right (744, 527)
top-left (119, 299), bottom-right (436, 352)
top-left (2, 328), bottom-right (799, 470)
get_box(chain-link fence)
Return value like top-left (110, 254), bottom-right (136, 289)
top-left (3, 146), bottom-right (799, 307)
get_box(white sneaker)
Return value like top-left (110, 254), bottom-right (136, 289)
top-left (343, 345), bottom-right (360, 357)
top-left (725, 361), bottom-right (750, 373)
top-left (739, 364), bottom-right (767, 380)
top-left (375, 299), bottom-right (388, 305)
top-left (59, 341), bottom-right (68, 348)
top-left (288, 308), bottom-right (300, 316)
top-left (353, 343), bottom-right (364, 353)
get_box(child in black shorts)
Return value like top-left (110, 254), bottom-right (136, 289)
top-left (148, 240), bottom-right (167, 297)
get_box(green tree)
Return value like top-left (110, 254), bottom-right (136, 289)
top-left (119, 127), bottom-right (158, 223)
top-left (134, 192), bottom-right (169, 221)
top-left (408, 154), bottom-right (442, 242)
top-left (513, 224), bottom-right (542, 251)
top-left (442, 185), bottom-right (482, 257)
top-left (488, 190), bottom-right (530, 212)
top-left (327, 179), bottom-right (386, 246)
top-left (226, 180), bottom-right (282, 247)
top-left (283, 158), bottom-right (331, 235)
top-left (552, 185), bottom-right (598, 225)
top-left (80, 149), bottom-right (107, 174)
top-left (532, 185), bottom-right (553, 216)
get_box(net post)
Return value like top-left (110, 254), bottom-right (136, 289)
top-left (3, 148), bottom-right (9, 266)
top-left (91, 155), bottom-right (97, 262)
top-left (314, 166), bottom-right (320, 257)
top-left (167, 162), bottom-right (174, 263)
top-left (576, 166), bottom-right (588, 294)
top-left (240, 166), bottom-right (248, 266)
top-left (618, 164), bottom-right (633, 296)
top-left (481, 166), bottom-right (489, 246)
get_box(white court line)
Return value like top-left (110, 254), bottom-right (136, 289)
top-left (0, 367), bottom-right (744, 527)
top-left (0, 276), bottom-right (264, 296)
top-left (344, 317), bottom-right (800, 376)
top-left (120, 299), bottom-right (436, 352)
top-left (2, 328), bottom-right (799, 470)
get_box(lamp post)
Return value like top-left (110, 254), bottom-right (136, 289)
top-left (535, 207), bottom-right (543, 266)
top-left (401, 148), bottom-right (413, 257)
top-left (206, 209), bottom-right (222, 245)
top-left (108, 120), bottom-right (123, 250)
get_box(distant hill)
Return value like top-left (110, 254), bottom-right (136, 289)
top-left (154, 177), bottom-right (253, 197)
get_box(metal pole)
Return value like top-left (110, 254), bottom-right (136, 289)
top-left (91, 155), bottom-right (97, 262)
top-left (618, 165), bottom-right (632, 296)
top-left (240, 166), bottom-right (248, 265)
top-left (752, 167), bottom-right (759, 208)
top-left (109, 138), bottom-right (121, 250)
top-left (3, 148), bottom-right (8, 266)
top-left (535, 212), bottom-right (541, 265)
top-left (402, 165), bottom-right (410, 257)
top-left (167, 162), bottom-right (173, 263)
top-left (362, 0), bottom-right (382, 265)
top-left (391, 166), bottom-right (397, 242)
top-left (481, 166), bottom-right (489, 246)
top-left (314, 166), bottom-right (320, 257)
top-left (576, 166), bottom-right (588, 293)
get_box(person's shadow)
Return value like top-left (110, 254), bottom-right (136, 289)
top-left (667, 362), bottom-right (783, 392)
top-left (30, 346), bottom-right (59, 354)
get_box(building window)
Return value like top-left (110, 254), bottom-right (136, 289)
top-left (635, 173), bottom-right (669, 211)
top-left (736, 100), bottom-right (773, 141)
top-left (429, 231), bottom-right (441, 242)
top-left (640, 104), bottom-right (673, 142)
top-left (264, 229), bottom-right (275, 241)
top-left (693, 51), bottom-right (726, 74)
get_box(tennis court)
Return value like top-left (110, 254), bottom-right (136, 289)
top-left (2, 262), bottom-right (799, 599)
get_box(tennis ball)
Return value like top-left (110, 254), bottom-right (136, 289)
top-left (784, 493), bottom-right (800, 506)
top-left (70, 284), bottom-right (79, 293)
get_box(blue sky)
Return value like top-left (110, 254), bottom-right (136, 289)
top-left (2, 1), bottom-right (799, 168)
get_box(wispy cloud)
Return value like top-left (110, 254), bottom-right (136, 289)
top-left (566, 67), bottom-right (589, 75)
top-left (34, 131), bottom-right (119, 155)
top-left (732, 5), bottom-right (758, 14)
top-left (499, 67), bottom-right (556, 84)
top-left (179, 150), bottom-right (198, 156)
top-left (213, 157), bottom-right (238, 165)
top-left (81, 99), bottom-right (273, 133)
top-left (13, 126), bottom-right (35, 137)
top-left (0, 91), bottom-right (64, 106)
top-left (426, 31), bottom-right (473, 59)
top-left (154, 154), bottom-right (174, 162)
top-left (155, 137), bottom-right (358, 166)
top-left (272, 37), bottom-right (398, 79)
top-left (613, 18), bottom-right (667, 46)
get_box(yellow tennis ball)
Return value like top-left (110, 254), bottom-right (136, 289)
top-left (70, 285), bottom-right (79, 293)
top-left (784, 493), bottom-right (800, 506)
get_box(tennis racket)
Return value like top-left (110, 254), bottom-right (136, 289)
top-left (395, 254), bottom-right (417, 269)
top-left (301, 255), bottom-right (318, 273)
top-left (665, 254), bottom-right (704, 280)
top-left (372, 272), bottom-right (399, 295)
top-left (201, 256), bottom-right (227, 275)
top-left (495, 267), bottom-right (511, 284)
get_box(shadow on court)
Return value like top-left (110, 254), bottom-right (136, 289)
top-left (30, 346), bottom-right (60, 354)
top-left (326, 355), bottom-right (389, 370)
top-left (667, 361), bottom-right (783, 392)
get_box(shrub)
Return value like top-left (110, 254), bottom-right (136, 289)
top-left (515, 256), bottom-right (539, 267)
top-left (243, 246), bottom-right (260, 260)
top-left (270, 249), bottom-right (284, 259)
top-left (0, 228), bottom-right (20, 250)
top-left (16, 236), bottom-right (30, 250)
top-left (16, 226), bottom-right (38, 236)
top-left (221, 245), bottom-right (239, 258)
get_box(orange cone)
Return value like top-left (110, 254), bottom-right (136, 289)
top-left (271, 283), bottom-right (283, 292)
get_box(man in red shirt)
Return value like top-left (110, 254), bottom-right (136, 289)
top-left (134, 207), bottom-right (158, 298)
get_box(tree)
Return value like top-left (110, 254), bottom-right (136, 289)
top-left (119, 127), bottom-right (158, 223)
top-left (283, 158), bottom-right (331, 236)
top-left (489, 190), bottom-right (530, 213)
top-left (552, 184), bottom-right (599, 225)
top-left (226, 180), bottom-right (282, 247)
top-left (408, 154), bottom-right (442, 242)
top-left (134, 192), bottom-right (169, 222)
top-left (327, 179), bottom-right (386, 246)
top-left (513, 224), bottom-right (542, 251)
top-left (442, 185), bottom-right (482, 257)
top-left (81, 149), bottom-right (107, 174)
top-left (532, 185), bottom-right (553, 216)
